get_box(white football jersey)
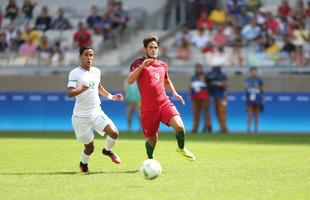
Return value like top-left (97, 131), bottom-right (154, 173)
top-left (67, 66), bottom-right (102, 117)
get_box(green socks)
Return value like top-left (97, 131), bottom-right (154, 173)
top-left (145, 140), bottom-right (155, 159)
top-left (175, 131), bottom-right (185, 149)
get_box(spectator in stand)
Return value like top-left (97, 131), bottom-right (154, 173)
top-left (111, 1), bottom-right (129, 33)
top-left (176, 38), bottom-right (191, 60)
top-left (222, 20), bottom-right (235, 45)
top-left (213, 25), bottom-right (228, 46)
top-left (22, 24), bottom-right (41, 46)
top-left (73, 22), bottom-right (92, 48)
top-left (50, 41), bottom-right (64, 66)
top-left (9, 29), bottom-right (24, 52)
top-left (266, 12), bottom-right (279, 34)
top-left (191, 27), bottom-right (210, 49)
top-left (37, 35), bottom-right (52, 64)
top-left (201, 41), bottom-right (214, 54)
top-left (260, 23), bottom-right (272, 46)
top-left (236, 7), bottom-right (252, 27)
top-left (105, 0), bottom-right (116, 13)
top-left (19, 36), bottom-right (37, 64)
top-left (206, 66), bottom-right (228, 133)
top-left (209, 3), bottom-right (227, 25)
top-left (196, 11), bottom-right (213, 30)
top-left (241, 19), bottom-right (261, 44)
top-left (292, 46), bottom-right (306, 66)
top-left (86, 5), bottom-right (101, 30)
top-left (226, 0), bottom-right (245, 16)
top-left (35, 6), bottom-right (52, 31)
top-left (173, 24), bottom-right (192, 48)
top-left (95, 12), bottom-right (114, 40)
top-left (245, 0), bottom-right (261, 13)
top-left (190, 63), bottom-right (211, 133)
top-left (293, 0), bottom-right (305, 16)
top-left (256, 8), bottom-right (267, 25)
top-left (250, 36), bottom-right (265, 52)
top-left (282, 35), bottom-right (295, 56)
top-left (265, 38), bottom-right (280, 54)
top-left (51, 8), bottom-right (72, 30)
top-left (0, 32), bottom-right (8, 53)
top-left (292, 24), bottom-right (309, 47)
top-left (5, 0), bottom-right (19, 21)
top-left (277, 0), bottom-right (292, 20)
top-left (245, 67), bottom-right (263, 133)
top-left (5, 23), bottom-right (17, 47)
top-left (22, 0), bottom-right (36, 20)
top-left (278, 17), bottom-right (293, 36)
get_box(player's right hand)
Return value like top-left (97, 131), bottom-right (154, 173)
top-left (141, 58), bottom-right (155, 68)
top-left (79, 84), bottom-right (89, 93)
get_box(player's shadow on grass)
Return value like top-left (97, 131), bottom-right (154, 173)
top-left (1, 170), bottom-right (139, 176)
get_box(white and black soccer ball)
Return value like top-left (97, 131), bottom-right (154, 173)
top-left (140, 159), bottom-right (162, 180)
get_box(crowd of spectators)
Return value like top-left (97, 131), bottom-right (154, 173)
top-left (0, 0), bottom-right (129, 66)
top-left (170, 0), bottom-right (310, 67)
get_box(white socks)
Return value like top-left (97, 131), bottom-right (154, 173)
top-left (81, 150), bottom-right (91, 164)
top-left (105, 136), bottom-right (117, 151)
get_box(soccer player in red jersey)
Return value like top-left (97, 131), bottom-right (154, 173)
top-left (127, 35), bottom-right (195, 161)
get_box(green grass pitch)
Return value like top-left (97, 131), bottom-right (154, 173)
top-left (1, 132), bottom-right (310, 200)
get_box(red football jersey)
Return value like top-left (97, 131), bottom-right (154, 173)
top-left (130, 57), bottom-right (170, 111)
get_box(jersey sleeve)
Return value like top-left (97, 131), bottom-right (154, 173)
top-left (67, 71), bottom-right (78, 88)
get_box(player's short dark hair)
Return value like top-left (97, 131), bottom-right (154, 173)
top-left (79, 45), bottom-right (93, 55)
top-left (143, 35), bottom-right (159, 48)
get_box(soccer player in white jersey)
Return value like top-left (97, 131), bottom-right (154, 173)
top-left (67, 46), bottom-right (123, 174)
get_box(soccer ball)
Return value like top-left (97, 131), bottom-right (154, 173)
top-left (140, 159), bottom-right (162, 180)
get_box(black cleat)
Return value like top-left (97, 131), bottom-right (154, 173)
top-left (79, 161), bottom-right (89, 174)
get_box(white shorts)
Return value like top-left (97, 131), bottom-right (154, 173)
top-left (72, 111), bottom-right (114, 144)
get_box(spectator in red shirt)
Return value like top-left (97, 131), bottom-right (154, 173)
top-left (73, 22), bottom-right (92, 48)
top-left (266, 12), bottom-right (279, 34)
top-left (196, 11), bottom-right (213, 30)
top-left (213, 25), bottom-right (228, 46)
top-left (278, 0), bottom-right (292, 19)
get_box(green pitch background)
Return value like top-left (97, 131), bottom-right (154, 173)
top-left (1, 132), bottom-right (310, 200)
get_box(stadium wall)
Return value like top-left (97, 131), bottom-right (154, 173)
top-left (0, 91), bottom-right (309, 133)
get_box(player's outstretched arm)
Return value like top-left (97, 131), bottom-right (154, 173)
top-left (67, 85), bottom-right (89, 97)
top-left (128, 59), bottom-right (154, 84)
top-left (164, 78), bottom-right (185, 105)
top-left (99, 83), bottom-right (123, 101)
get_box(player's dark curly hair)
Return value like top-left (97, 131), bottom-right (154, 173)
top-left (143, 35), bottom-right (159, 48)
top-left (79, 45), bottom-right (93, 55)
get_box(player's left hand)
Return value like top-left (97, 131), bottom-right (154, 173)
top-left (112, 93), bottom-right (124, 101)
top-left (173, 93), bottom-right (185, 105)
